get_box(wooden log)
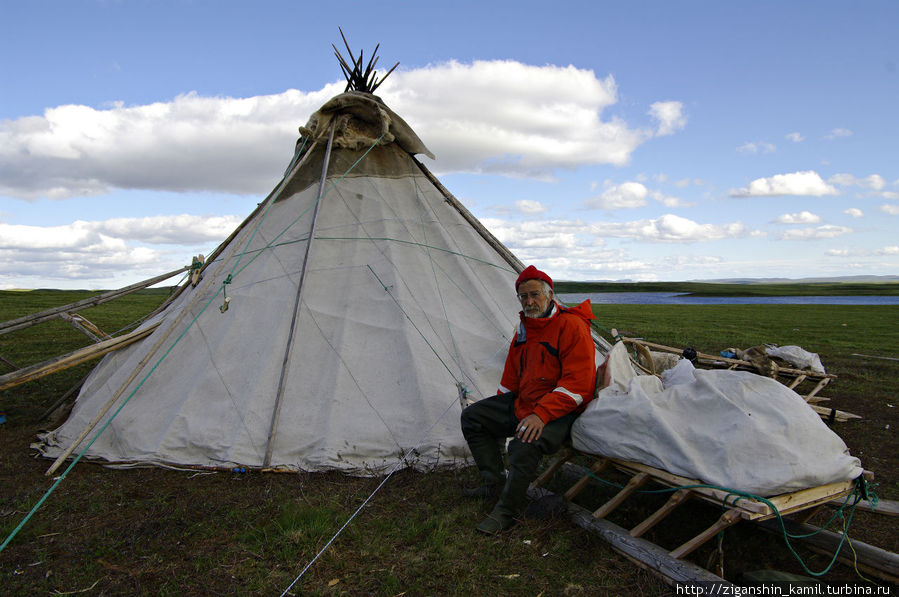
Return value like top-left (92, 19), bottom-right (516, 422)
top-left (0, 267), bottom-right (187, 336)
top-left (831, 498), bottom-right (899, 518)
top-left (0, 323), bottom-right (160, 391)
top-left (528, 486), bottom-right (732, 586)
top-left (755, 517), bottom-right (899, 584)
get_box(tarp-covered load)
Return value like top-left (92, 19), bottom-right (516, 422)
top-left (572, 344), bottom-right (862, 496)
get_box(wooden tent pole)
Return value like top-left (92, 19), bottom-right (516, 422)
top-left (411, 155), bottom-right (524, 273)
top-left (411, 154), bottom-right (613, 353)
top-left (264, 120), bottom-right (338, 468)
top-left (44, 137), bottom-right (322, 476)
top-left (0, 266), bottom-right (188, 336)
top-left (0, 323), bottom-right (160, 392)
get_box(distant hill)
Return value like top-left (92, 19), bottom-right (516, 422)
top-left (692, 275), bottom-right (899, 284)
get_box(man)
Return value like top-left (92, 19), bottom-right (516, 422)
top-left (460, 265), bottom-right (597, 534)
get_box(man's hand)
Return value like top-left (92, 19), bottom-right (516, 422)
top-left (516, 414), bottom-right (546, 443)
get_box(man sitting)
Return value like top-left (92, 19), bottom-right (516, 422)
top-left (460, 265), bottom-right (597, 534)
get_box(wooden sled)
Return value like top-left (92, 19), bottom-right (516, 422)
top-left (530, 447), bottom-right (898, 585)
top-left (617, 335), bottom-right (861, 422)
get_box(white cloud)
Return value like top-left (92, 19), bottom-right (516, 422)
top-left (729, 171), bottom-right (839, 197)
top-left (785, 132), bottom-right (804, 143)
top-left (0, 60), bottom-right (677, 200)
top-left (737, 141), bottom-right (776, 154)
top-left (774, 225), bottom-right (852, 240)
top-left (647, 101), bottom-right (686, 136)
top-left (651, 191), bottom-right (694, 208)
top-left (829, 173), bottom-right (886, 190)
top-left (0, 214), bottom-right (241, 287)
top-left (383, 61), bottom-right (653, 177)
top-left (877, 246), bottom-right (899, 255)
top-left (772, 211), bottom-right (821, 224)
top-left (880, 204), bottom-right (899, 215)
top-left (826, 249), bottom-right (850, 256)
top-left (585, 181), bottom-right (648, 210)
top-left (514, 199), bottom-right (547, 215)
top-left (844, 208), bottom-right (864, 218)
top-left (593, 214), bottom-right (756, 243)
top-left (0, 89), bottom-right (341, 200)
top-left (824, 128), bottom-right (853, 139)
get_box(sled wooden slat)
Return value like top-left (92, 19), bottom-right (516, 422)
top-left (593, 472), bottom-right (650, 519)
top-left (531, 453), bottom-right (864, 583)
top-left (630, 488), bottom-right (693, 538)
top-left (669, 509), bottom-right (742, 560)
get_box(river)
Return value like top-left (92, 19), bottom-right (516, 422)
top-left (556, 292), bottom-right (899, 305)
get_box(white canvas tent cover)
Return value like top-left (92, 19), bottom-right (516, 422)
top-left (38, 92), bottom-right (527, 474)
top-left (572, 343), bottom-right (863, 496)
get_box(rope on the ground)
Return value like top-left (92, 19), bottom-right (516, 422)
top-left (278, 390), bottom-right (463, 597)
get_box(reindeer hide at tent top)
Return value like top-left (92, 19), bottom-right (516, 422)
top-left (37, 91), bottom-right (530, 473)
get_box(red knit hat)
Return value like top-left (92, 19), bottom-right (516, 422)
top-left (515, 265), bottom-right (553, 290)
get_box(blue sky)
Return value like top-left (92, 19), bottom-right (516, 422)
top-left (1, 0), bottom-right (897, 288)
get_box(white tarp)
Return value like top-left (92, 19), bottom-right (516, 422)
top-left (572, 343), bottom-right (862, 496)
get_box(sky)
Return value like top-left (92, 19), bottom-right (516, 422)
top-left (1, 0), bottom-right (897, 289)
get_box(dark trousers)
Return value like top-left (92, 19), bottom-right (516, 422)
top-left (460, 392), bottom-right (577, 516)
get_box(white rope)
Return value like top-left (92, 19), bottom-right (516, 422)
top-left (279, 390), bottom-right (462, 597)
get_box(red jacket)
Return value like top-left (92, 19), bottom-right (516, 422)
top-left (498, 300), bottom-right (597, 423)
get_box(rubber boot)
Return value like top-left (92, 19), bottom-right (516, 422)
top-left (476, 439), bottom-right (542, 534)
top-left (462, 437), bottom-right (505, 499)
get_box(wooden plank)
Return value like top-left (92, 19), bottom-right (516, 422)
top-left (609, 459), bottom-right (770, 516)
top-left (564, 458), bottom-right (610, 501)
top-left (804, 377), bottom-right (831, 401)
top-left (809, 404), bottom-right (861, 421)
top-left (763, 480), bottom-right (853, 518)
top-left (0, 268), bottom-right (186, 335)
top-left (528, 486), bottom-right (732, 586)
top-left (630, 489), bottom-right (693, 538)
top-left (669, 509), bottom-right (742, 559)
top-left (0, 323), bottom-right (159, 391)
top-left (787, 374), bottom-right (807, 389)
top-left (593, 472), bottom-right (650, 519)
top-left (619, 336), bottom-right (837, 379)
top-left (755, 517), bottom-right (899, 583)
top-left (533, 446), bottom-right (574, 488)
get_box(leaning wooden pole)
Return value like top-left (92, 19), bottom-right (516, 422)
top-left (0, 323), bottom-right (160, 391)
top-left (0, 266), bottom-right (188, 336)
top-left (44, 140), bottom-right (322, 476)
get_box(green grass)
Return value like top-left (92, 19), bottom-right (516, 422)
top-left (1, 289), bottom-right (897, 593)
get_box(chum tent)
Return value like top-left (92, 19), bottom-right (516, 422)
top-left (37, 90), bottom-right (542, 474)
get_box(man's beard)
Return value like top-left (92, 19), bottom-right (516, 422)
top-left (524, 305), bottom-right (543, 318)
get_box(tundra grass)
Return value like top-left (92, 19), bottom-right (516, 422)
top-left (1, 290), bottom-right (897, 594)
